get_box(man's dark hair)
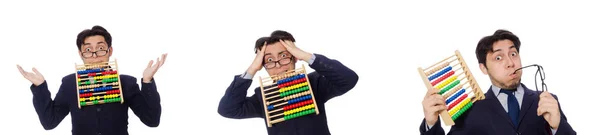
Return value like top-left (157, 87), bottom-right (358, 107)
top-left (475, 29), bottom-right (521, 67)
top-left (76, 25), bottom-right (112, 50)
top-left (254, 30), bottom-right (296, 53)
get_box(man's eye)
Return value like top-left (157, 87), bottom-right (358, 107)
top-left (281, 54), bottom-right (287, 58)
top-left (267, 58), bottom-right (274, 62)
top-left (511, 52), bottom-right (517, 56)
top-left (495, 56), bottom-right (502, 60)
top-left (85, 48), bottom-right (92, 52)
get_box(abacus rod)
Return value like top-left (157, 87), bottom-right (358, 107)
top-left (433, 74), bottom-right (467, 89)
top-left (442, 83), bottom-right (470, 99)
top-left (424, 62), bottom-right (450, 76)
top-left (273, 102), bottom-right (287, 108)
top-left (264, 68), bottom-right (306, 81)
top-left (80, 94), bottom-right (121, 101)
top-left (77, 82), bottom-right (120, 90)
top-left (265, 90), bottom-right (279, 96)
top-left (262, 71), bottom-right (302, 81)
top-left (264, 86), bottom-right (278, 91)
top-left (76, 66), bottom-right (116, 70)
top-left (267, 98), bottom-right (284, 105)
top-left (270, 118), bottom-right (285, 124)
top-left (265, 94), bottom-right (279, 100)
top-left (424, 55), bottom-right (456, 71)
top-left (268, 108), bottom-right (284, 114)
top-left (268, 91), bottom-right (312, 106)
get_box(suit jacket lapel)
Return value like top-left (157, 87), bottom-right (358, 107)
top-left (517, 84), bottom-right (537, 128)
top-left (484, 86), bottom-right (516, 128)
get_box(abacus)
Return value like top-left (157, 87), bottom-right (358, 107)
top-left (75, 60), bottom-right (124, 109)
top-left (417, 50), bottom-right (485, 126)
top-left (258, 65), bottom-right (319, 127)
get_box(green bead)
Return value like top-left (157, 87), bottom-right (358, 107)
top-left (439, 80), bottom-right (461, 94)
top-left (80, 102), bottom-right (86, 106)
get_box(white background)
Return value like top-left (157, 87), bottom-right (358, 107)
top-left (0, 0), bottom-right (597, 134)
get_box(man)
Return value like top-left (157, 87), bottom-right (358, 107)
top-left (17, 25), bottom-right (168, 135)
top-left (217, 30), bottom-right (359, 135)
top-left (420, 29), bottom-right (576, 134)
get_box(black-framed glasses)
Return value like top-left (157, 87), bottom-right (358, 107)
top-left (264, 57), bottom-right (294, 69)
top-left (82, 50), bottom-right (109, 58)
top-left (514, 64), bottom-right (547, 92)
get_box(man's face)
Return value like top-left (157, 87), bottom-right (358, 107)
top-left (479, 39), bottom-right (522, 89)
top-left (79, 35), bottom-right (112, 64)
top-left (263, 42), bottom-right (296, 76)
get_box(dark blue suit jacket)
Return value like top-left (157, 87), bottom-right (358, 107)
top-left (30, 74), bottom-right (161, 135)
top-left (217, 54), bottom-right (359, 135)
top-left (420, 84), bottom-right (576, 135)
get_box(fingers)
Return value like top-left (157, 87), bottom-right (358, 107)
top-left (159, 53), bottom-right (168, 67)
top-left (426, 88), bottom-right (441, 97)
top-left (433, 104), bottom-right (447, 112)
top-left (260, 42), bottom-right (267, 55)
top-left (17, 65), bottom-right (27, 76)
top-left (537, 100), bottom-right (558, 116)
top-left (279, 39), bottom-right (290, 48)
top-left (32, 67), bottom-right (42, 76)
top-left (147, 60), bottom-right (154, 68)
top-left (285, 40), bottom-right (295, 47)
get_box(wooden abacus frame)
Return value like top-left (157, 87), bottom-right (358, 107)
top-left (75, 59), bottom-right (124, 109)
top-left (258, 64), bottom-right (320, 127)
top-left (417, 50), bottom-right (485, 126)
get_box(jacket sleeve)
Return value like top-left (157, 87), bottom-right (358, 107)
top-left (309, 53), bottom-right (359, 102)
top-left (31, 79), bottom-right (70, 130)
top-left (127, 77), bottom-right (162, 127)
top-left (217, 75), bottom-right (264, 119)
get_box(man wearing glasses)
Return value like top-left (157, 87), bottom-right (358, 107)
top-left (17, 25), bottom-right (167, 135)
top-left (218, 30), bottom-right (359, 135)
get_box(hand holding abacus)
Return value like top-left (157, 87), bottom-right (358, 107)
top-left (142, 53), bottom-right (168, 83)
top-left (247, 43), bottom-right (267, 76)
top-left (16, 65), bottom-right (45, 86)
top-left (279, 39), bottom-right (312, 62)
top-left (422, 88), bottom-right (447, 126)
top-left (538, 91), bottom-right (561, 130)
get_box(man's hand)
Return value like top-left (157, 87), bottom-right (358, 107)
top-left (17, 65), bottom-right (45, 86)
top-left (422, 88), bottom-right (446, 126)
top-left (279, 39), bottom-right (312, 62)
top-left (143, 53), bottom-right (168, 83)
top-left (538, 91), bottom-right (561, 129)
top-left (247, 43), bottom-right (267, 76)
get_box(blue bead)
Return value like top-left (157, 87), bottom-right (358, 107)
top-left (268, 105), bottom-right (274, 110)
top-left (428, 66), bottom-right (453, 81)
top-left (446, 89), bottom-right (466, 104)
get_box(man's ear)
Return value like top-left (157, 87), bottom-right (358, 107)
top-left (479, 63), bottom-right (488, 75)
top-left (108, 47), bottom-right (113, 57)
top-left (78, 47), bottom-right (84, 60)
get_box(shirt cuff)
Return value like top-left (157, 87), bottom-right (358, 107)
top-left (425, 124), bottom-right (433, 131)
top-left (307, 53), bottom-right (316, 65)
top-left (240, 71), bottom-right (254, 80)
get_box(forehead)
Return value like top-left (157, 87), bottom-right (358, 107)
top-left (83, 35), bottom-right (106, 44)
top-left (491, 39), bottom-right (515, 51)
top-left (264, 42), bottom-right (288, 55)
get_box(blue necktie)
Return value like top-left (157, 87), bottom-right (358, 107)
top-left (500, 89), bottom-right (520, 127)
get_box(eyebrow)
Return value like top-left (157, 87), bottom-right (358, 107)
top-left (265, 51), bottom-right (289, 56)
top-left (492, 45), bottom-right (516, 53)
